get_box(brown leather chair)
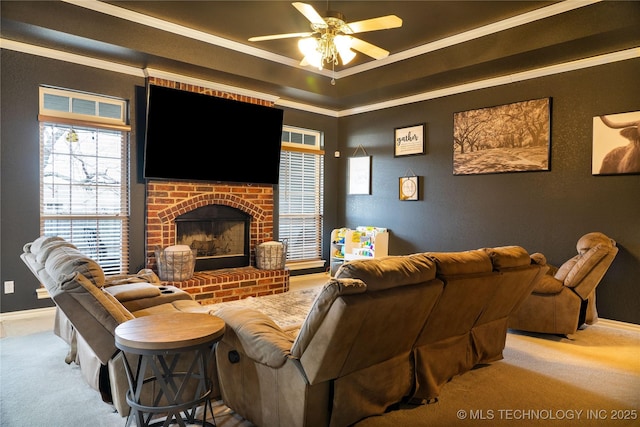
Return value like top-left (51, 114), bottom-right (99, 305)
top-left (509, 232), bottom-right (618, 335)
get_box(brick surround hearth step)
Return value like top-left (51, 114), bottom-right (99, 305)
top-left (161, 267), bottom-right (290, 305)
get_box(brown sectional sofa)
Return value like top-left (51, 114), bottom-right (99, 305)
top-left (212, 245), bottom-right (547, 427)
top-left (20, 236), bottom-right (213, 415)
top-left (22, 236), bottom-right (546, 425)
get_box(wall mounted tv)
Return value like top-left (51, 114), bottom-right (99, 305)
top-left (144, 84), bottom-right (284, 185)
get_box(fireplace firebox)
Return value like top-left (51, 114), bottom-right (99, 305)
top-left (175, 205), bottom-right (250, 271)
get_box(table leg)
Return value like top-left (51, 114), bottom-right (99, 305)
top-left (121, 347), bottom-right (216, 427)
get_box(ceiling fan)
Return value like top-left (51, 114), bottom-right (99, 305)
top-left (248, 2), bottom-right (402, 71)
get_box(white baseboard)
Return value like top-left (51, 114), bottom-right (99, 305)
top-left (0, 306), bottom-right (56, 322)
top-left (597, 318), bottom-right (640, 332)
top-left (286, 260), bottom-right (326, 271)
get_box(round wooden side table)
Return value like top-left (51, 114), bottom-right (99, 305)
top-left (115, 312), bottom-right (225, 427)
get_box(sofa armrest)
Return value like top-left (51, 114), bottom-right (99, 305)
top-left (530, 252), bottom-right (547, 266)
top-left (104, 269), bottom-right (161, 287)
top-left (531, 273), bottom-right (565, 295)
top-left (214, 306), bottom-right (294, 368)
top-left (104, 282), bottom-right (161, 302)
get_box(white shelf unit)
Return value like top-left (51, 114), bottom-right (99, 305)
top-left (330, 227), bottom-right (389, 276)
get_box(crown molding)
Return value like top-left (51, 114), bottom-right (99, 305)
top-left (338, 48), bottom-right (640, 116)
top-left (0, 38), bottom-right (145, 77)
top-left (274, 99), bottom-right (339, 118)
top-left (2, 38), bottom-right (638, 118)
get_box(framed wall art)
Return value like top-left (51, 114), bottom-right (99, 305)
top-left (394, 123), bottom-right (425, 157)
top-left (348, 155), bottom-right (371, 195)
top-left (399, 176), bottom-right (419, 201)
top-left (592, 110), bottom-right (640, 175)
top-left (453, 98), bottom-right (551, 175)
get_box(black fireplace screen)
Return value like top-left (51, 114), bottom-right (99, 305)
top-left (175, 205), bottom-right (250, 270)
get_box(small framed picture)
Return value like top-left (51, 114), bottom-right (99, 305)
top-left (348, 156), bottom-right (371, 195)
top-left (394, 123), bottom-right (426, 157)
top-left (399, 176), bottom-right (419, 201)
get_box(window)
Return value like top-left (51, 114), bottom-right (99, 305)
top-left (279, 126), bottom-right (325, 269)
top-left (39, 87), bottom-right (130, 275)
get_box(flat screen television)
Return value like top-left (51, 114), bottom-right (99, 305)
top-left (144, 84), bottom-right (284, 184)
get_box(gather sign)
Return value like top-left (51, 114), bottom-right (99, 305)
top-left (394, 124), bottom-right (425, 157)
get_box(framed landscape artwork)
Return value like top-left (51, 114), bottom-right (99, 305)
top-left (592, 110), bottom-right (640, 175)
top-left (453, 98), bottom-right (551, 175)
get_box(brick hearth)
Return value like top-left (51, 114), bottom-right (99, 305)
top-left (161, 267), bottom-right (289, 304)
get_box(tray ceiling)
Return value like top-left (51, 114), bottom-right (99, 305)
top-left (1, 1), bottom-right (639, 113)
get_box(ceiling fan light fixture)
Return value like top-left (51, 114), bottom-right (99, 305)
top-left (338, 48), bottom-right (356, 65)
top-left (334, 35), bottom-right (355, 65)
top-left (298, 37), bottom-right (317, 56)
top-left (252, 2), bottom-right (403, 72)
top-left (299, 37), bottom-right (323, 69)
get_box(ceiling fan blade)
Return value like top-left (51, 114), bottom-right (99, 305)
top-left (346, 15), bottom-right (402, 34)
top-left (249, 32), bottom-right (313, 42)
top-left (292, 2), bottom-right (326, 26)
top-left (350, 37), bottom-right (390, 60)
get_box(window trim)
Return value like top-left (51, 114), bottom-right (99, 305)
top-left (39, 86), bottom-right (129, 128)
top-left (39, 87), bottom-right (130, 276)
top-left (279, 125), bottom-right (325, 270)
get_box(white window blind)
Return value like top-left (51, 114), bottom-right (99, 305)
top-left (39, 87), bottom-right (130, 275)
top-left (279, 126), bottom-right (324, 266)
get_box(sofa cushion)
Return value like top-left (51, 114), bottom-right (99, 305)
top-left (291, 278), bottom-right (366, 358)
top-left (335, 253), bottom-right (436, 291)
top-left (61, 272), bottom-right (134, 326)
top-left (101, 288), bottom-right (137, 324)
top-left (563, 244), bottom-right (610, 288)
top-left (214, 306), bottom-right (294, 368)
top-left (105, 283), bottom-right (161, 302)
top-left (44, 246), bottom-right (105, 287)
top-left (530, 252), bottom-right (548, 266)
top-left (484, 246), bottom-right (531, 270)
top-left (131, 299), bottom-right (210, 317)
top-left (555, 256), bottom-right (577, 281)
top-left (532, 273), bottom-right (566, 294)
top-left (30, 235), bottom-right (68, 254)
top-left (576, 232), bottom-right (614, 255)
top-left (35, 239), bottom-right (77, 264)
top-left (104, 269), bottom-right (161, 286)
top-left (427, 249), bottom-right (492, 276)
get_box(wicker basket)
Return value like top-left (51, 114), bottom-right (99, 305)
top-left (155, 245), bottom-right (197, 281)
top-left (256, 240), bottom-right (287, 270)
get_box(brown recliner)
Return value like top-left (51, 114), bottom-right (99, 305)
top-left (509, 232), bottom-right (618, 335)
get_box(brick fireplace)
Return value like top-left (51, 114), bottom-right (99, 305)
top-left (146, 181), bottom-right (289, 304)
top-left (144, 78), bottom-right (289, 305)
